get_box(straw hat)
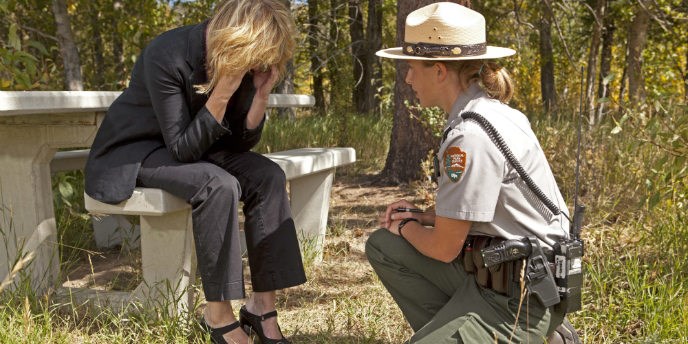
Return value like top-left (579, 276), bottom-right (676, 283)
top-left (376, 2), bottom-right (515, 60)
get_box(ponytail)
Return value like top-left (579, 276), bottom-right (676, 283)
top-left (442, 60), bottom-right (514, 103)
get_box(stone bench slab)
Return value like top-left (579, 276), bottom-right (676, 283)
top-left (78, 147), bottom-right (355, 315)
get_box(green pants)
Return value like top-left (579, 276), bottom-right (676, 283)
top-left (365, 229), bottom-right (562, 344)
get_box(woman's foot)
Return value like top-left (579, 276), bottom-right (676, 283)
top-left (243, 292), bottom-right (287, 342)
top-left (203, 303), bottom-right (250, 344)
top-left (240, 306), bottom-right (289, 344)
top-left (244, 305), bottom-right (283, 340)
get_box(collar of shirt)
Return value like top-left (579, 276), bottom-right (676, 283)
top-left (441, 83), bottom-right (486, 144)
top-left (446, 82), bottom-right (484, 124)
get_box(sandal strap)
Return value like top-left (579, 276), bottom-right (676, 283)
top-left (241, 305), bottom-right (279, 321)
top-left (200, 318), bottom-right (241, 344)
top-left (258, 310), bottom-right (278, 321)
top-left (211, 321), bottom-right (241, 335)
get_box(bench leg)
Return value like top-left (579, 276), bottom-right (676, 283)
top-left (91, 215), bottom-right (140, 250)
top-left (289, 169), bottom-right (334, 263)
top-left (131, 209), bottom-right (196, 316)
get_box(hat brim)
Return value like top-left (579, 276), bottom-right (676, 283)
top-left (375, 46), bottom-right (516, 60)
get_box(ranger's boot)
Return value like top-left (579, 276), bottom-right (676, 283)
top-left (546, 318), bottom-right (581, 344)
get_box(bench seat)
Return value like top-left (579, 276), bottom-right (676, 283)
top-left (69, 147), bottom-right (355, 315)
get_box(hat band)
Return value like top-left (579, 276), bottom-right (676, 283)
top-left (403, 42), bottom-right (487, 58)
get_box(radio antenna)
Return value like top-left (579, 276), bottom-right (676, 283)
top-left (572, 67), bottom-right (586, 239)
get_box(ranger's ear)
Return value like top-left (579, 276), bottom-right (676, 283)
top-left (435, 62), bottom-right (449, 82)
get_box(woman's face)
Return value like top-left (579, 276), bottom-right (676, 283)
top-left (404, 60), bottom-right (440, 108)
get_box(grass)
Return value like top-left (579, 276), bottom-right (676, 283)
top-left (1, 107), bottom-right (687, 343)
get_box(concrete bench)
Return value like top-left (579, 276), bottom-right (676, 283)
top-left (76, 147), bottom-right (355, 315)
top-left (0, 91), bottom-right (355, 316)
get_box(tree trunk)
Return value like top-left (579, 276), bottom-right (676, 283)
top-left (91, 2), bottom-right (104, 90)
top-left (276, 0), bottom-right (295, 118)
top-left (596, 19), bottom-right (614, 123)
top-left (112, 0), bottom-right (125, 90)
top-left (685, 49), bottom-right (688, 102)
top-left (308, 0), bottom-right (326, 113)
top-left (349, 0), bottom-right (367, 113)
top-left (626, 1), bottom-right (650, 106)
top-left (585, 0), bottom-right (606, 125)
top-left (328, 0), bottom-right (346, 110)
top-left (539, 0), bottom-right (556, 116)
top-left (366, 0), bottom-right (383, 116)
top-left (380, 0), bottom-right (471, 183)
top-left (51, 0), bottom-right (83, 91)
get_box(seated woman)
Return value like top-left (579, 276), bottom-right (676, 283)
top-left (367, 2), bottom-right (580, 343)
top-left (84, 1), bottom-right (305, 343)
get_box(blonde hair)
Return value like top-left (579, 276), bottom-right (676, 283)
top-left (434, 60), bottom-right (514, 103)
top-left (197, 0), bottom-right (296, 94)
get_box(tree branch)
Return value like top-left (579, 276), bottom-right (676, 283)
top-left (0, 17), bottom-right (58, 42)
top-left (547, 0), bottom-right (577, 69)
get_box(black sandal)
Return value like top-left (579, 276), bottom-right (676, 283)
top-left (239, 305), bottom-right (291, 344)
top-left (199, 319), bottom-right (242, 344)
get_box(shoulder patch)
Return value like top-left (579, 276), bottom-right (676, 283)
top-left (443, 146), bottom-right (467, 183)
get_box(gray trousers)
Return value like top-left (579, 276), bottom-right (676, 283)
top-left (137, 147), bottom-right (306, 301)
top-left (366, 229), bottom-right (561, 344)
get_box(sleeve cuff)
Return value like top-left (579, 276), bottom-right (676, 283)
top-left (199, 106), bottom-right (232, 139)
top-left (435, 207), bottom-right (495, 222)
top-left (242, 115), bottom-right (265, 138)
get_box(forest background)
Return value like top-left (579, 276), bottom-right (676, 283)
top-left (1, 0), bottom-right (688, 343)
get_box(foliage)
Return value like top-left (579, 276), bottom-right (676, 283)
top-left (0, 100), bottom-right (684, 343)
top-left (532, 102), bottom-right (688, 342)
top-left (0, 0), bottom-right (55, 90)
top-left (254, 110), bottom-right (392, 174)
top-left (475, 0), bottom-right (687, 116)
top-left (52, 170), bottom-right (94, 273)
top-left (2, 0), bottom-right (688, 343)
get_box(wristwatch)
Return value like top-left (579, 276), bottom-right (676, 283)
top-left (398, 218), bottom-right (419, 240)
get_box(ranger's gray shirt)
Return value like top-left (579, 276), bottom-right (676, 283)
top-left (435, 83), bottom-right (570, 247)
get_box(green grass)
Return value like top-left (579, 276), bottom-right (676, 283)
top-left (1, 106), bottom-right (687, 343)
top-left (255, 112), bottom-right (393, 175)
top-left (533, 104), bottom-right (688, 343)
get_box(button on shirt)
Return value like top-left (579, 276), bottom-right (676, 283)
top-left (435, 83), bottom-right (570, 246)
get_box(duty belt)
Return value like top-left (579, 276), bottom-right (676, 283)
top-left (461, 235), bottom-right (560, 307)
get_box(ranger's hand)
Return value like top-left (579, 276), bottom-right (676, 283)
top-left (379, 200), bottom-right (417, 228)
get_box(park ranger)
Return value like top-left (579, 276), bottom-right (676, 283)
top-left (366, 2), bottom-right (581, 343)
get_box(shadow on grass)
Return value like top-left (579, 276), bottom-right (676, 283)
top-left (289, 333), bottom-right (389, 344)
top-left (331, 204), bottom-right (382, 217)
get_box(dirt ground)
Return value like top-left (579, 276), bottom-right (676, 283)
top-left (58, 173), bottom-right (421, 342)
top-left (62, 173), bottom-right (422, 297)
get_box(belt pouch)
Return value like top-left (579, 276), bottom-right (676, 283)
top-left (486, 238), bottom-right (509, 295)
top-left (462, 239), bottom-right (476, 273)
top-left (472, 237), bottom-right (490, 288)
top-left (489, 262), bottom-right (508, 295)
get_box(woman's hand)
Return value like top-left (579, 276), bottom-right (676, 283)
top-left (206, 72), bottom-right (247, 123)
top-left (244, 65), bottom-right (279, 130)
top-left (252, 65), bottom-right (280, 101)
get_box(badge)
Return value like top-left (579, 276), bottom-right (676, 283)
top-left (443, 146), bottom-right (466, 182)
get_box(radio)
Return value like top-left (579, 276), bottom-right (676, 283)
top-left (553, 205), bottom-right (585, 313)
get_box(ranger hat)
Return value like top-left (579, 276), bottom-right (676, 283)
top-left (376, 2), bottom-right (515, 61)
